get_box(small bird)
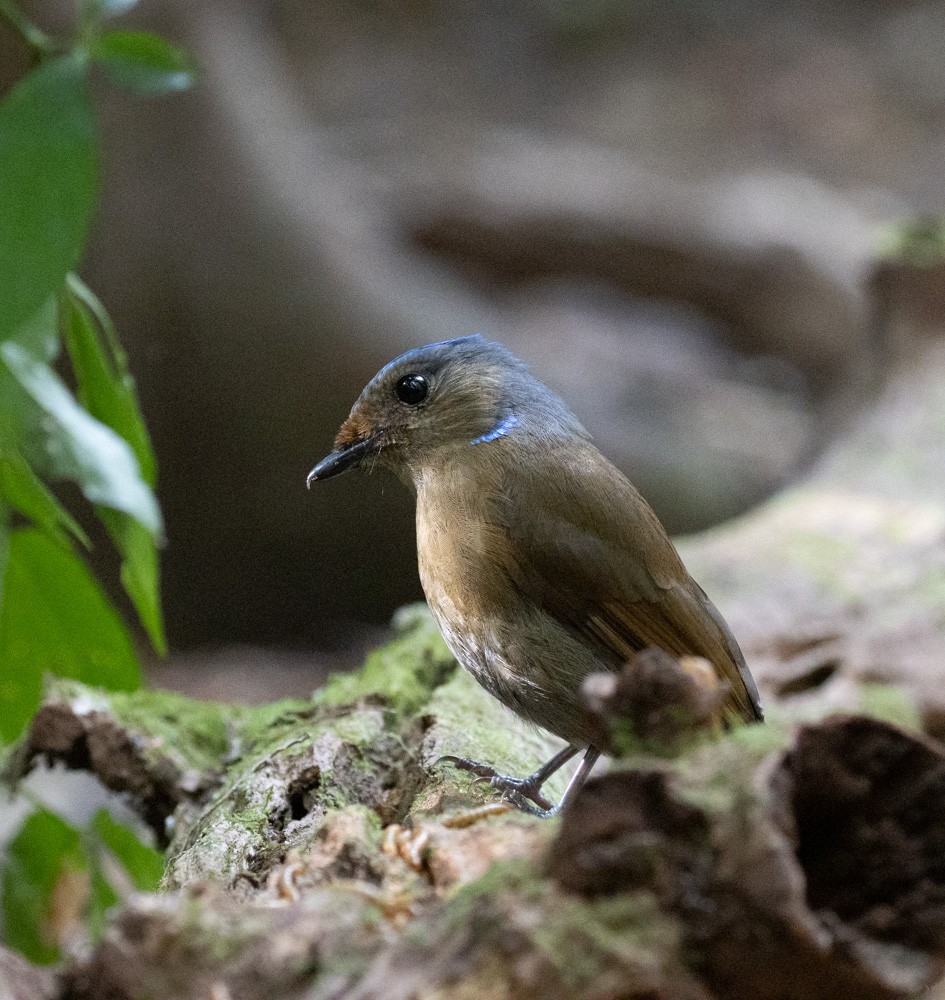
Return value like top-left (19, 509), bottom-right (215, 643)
top-left (308, 336), bottom-right (762, 815)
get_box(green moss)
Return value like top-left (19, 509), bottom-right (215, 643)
top-left (535, 892), bottom-right (680, 988)
top-left (315, 604), bottom-right (456, 715)
top-left (323, 709), bottom-right (387, 749)
top-left (423, 670), bottom-right (570, 806)
top-left (671, 684), bottom-right (923, 820)
top-left (857, 683), bottom-right (922, 731)
top-left (163, 696), bottom-right (413, 886)
top-left (44, 678), bottom-right (236, 775)
top-left (71, 680), bottom-right (331, 781)
top-left (877, 217), bottom-right (945, 267)
top-left (336, 804), bottom-right (384, 845)
top-left (605, 706), bottom-right (719, 760)
top-left (444, 859), bottom-right (681, 990)
top-left (725, 715), bottom-right (793, 753)
top-left (667, 720), bottom-right (784, 819)
top-left (443, 858), bottom-right (547, 928)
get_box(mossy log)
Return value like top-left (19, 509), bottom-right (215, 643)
top-left (11, 261), bottom-right (945, 999)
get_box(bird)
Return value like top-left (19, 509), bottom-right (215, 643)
top-left (307, 336), bottom-right (763, 815)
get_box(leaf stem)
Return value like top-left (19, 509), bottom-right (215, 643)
top-left (0, 0), bottom-right (55, 57)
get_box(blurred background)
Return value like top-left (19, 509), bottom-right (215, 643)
top-left (5, 0), bottom-right (943, 699)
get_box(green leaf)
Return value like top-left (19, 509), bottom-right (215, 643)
top-left (0, 367), bottom-right (28, 454)
top-left (0, 55), bottom-right (97, 343)
top-left (1, 809), bottom-right (86, 965)
top-left (100, 508), bottom-right (165, 653)
top-left (0, 0), bottom-right (55, 53)
top-left (0, 449), bottom-right (90, 549)
top-left (90, 811), bottom-right (163, 891)
top-left (0, 500), bottom-right (8, 610)
top-left (7, 297), bottom-right (60, 364)
top-left (63, 279), bottom-right (165, 652)
top-left (93, 30), bottom-right (196, 96)
top-left (64, 277), bottom-right (156, 484)
top-left (0, 342), bottom-right (162, 536)
top-left (1, 807), bottom-right (159, 964)
top-left (0, 528), bottom-right (141, 743)
top-left (0, 299), bottom-right (60, 455)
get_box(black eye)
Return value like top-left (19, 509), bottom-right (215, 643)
top-left (395, 373), bottom-right (429, 405)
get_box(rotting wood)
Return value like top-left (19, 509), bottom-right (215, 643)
top-left (8, 259), bottom-right (945, 999)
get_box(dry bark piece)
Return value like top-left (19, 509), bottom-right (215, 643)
top-left (21, 702), bottom-right (194, 843)
top-left (549, 768), bottom-right (709, 899)
top-left (784, 716), bottom-right (945, 952)
top-left (421, 819), bottom-right (547, 890)
top-left (549, 715), bottom-right (945, 1000)
top-left (338, 871), bottom-right (715, 1000)
top-left (60, 884), bottom-right (382, 1000)
top-left (580, 646), bottom-right (729, 755)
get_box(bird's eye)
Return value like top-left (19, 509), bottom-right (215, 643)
top-left (395, 373), bottom-right (429, 405)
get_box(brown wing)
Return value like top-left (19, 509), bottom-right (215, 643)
top-left (493, 440), bottom-right (763, 724)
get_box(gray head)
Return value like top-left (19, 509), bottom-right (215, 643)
top-left (307, 336), bottom-right (587, 485)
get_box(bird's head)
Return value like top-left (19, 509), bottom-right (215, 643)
top-left (307, 335), bottom-right (585, 486)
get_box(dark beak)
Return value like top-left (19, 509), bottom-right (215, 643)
top-left (306, 436), bottom-right (379, 487)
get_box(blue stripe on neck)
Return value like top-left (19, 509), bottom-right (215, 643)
top-left (469, 413), bottom-right (518, 446)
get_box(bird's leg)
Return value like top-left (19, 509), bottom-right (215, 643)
top-left (438, 744), bottom-right (579, 811)
top-left (503, 747), bottom-right (601, 818)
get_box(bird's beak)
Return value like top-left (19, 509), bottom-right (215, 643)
top-left (306, 435), bottom-right (379, 487)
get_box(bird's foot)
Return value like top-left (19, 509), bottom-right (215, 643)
top-left (437, 755), bottom-right (555, 811)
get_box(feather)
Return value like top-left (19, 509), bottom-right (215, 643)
top-left (490, 438), bottom-right (763, 725)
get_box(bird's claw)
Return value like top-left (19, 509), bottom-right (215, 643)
top-left (502, 789), bottom-right (560, 818)
top-left (437, 755), bottom-right (554, 811)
